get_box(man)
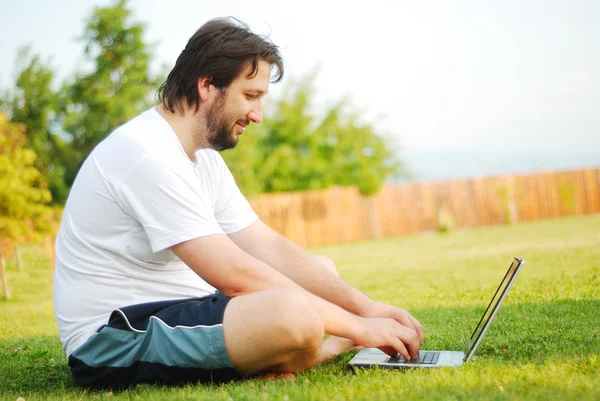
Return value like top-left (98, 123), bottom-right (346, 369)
top-left (54, 17), bottom-right (423, 389)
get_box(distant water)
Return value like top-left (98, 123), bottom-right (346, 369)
top-left (396, 149), bottom-right (600, 182)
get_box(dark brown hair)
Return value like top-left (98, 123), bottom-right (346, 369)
top-left (157, 17), bottom-right (284, 114)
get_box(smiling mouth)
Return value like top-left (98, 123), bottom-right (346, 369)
top-left (236, 120), bottom-right (249, 134)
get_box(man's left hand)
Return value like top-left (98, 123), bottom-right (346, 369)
top-left (361, 301), bottom-right (424, 346)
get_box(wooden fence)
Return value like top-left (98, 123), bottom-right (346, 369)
top-left (249, 167), bottom-right (600, 248)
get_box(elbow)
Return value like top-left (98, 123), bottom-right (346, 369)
top-left (219, 281), bottom-right (247, 298)
top-left (215, 265), bottom-right (263, 297)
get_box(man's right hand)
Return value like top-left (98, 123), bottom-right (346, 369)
top-left (352, 316), bottom-right (421, 360)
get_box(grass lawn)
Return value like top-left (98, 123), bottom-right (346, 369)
top-left (1, 214), bottom-right (599, 400)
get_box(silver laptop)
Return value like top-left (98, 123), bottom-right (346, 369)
top-left (348, 257), bottom-right (524, 368)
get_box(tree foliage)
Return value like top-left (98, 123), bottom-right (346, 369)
top-left (2, 0), bottom-right (163, 202)
top-left (2, 48), bottom-right (69, 203)
top-left (0, 113), bottom-right (56, 259)
top-left (223, 72), bottom-right (402, 196)
top-left (2, 1), bottom-right (400, 205)
top-left (58, 0), bottom-right (163, 187)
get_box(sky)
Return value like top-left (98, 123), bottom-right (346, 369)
top-left (1, 0), bottom-right (598, 178)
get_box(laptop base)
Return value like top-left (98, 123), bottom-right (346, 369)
top-left (348, 348), bottom-right (465, 368)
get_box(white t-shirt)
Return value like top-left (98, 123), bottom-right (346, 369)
top-left (53, 107), bottom-right (258, 356)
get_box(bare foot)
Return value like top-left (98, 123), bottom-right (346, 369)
top-left (317, 336), bottom-right (362, 364)
top-left (257, 372), bottom-right (297, 382)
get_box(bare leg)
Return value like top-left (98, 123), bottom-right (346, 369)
top-left (222, 255), bottom-right (357, 376)
top-left (317, 336), bottom-right (359, 364)
top-left (310, 254), bottom-right (339, 277)
top-left (222, 288), bottom-right (324, 376)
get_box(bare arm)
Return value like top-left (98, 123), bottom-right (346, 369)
top-left (228, 220), bottom-right (372, 315)
top-left (171, 234), bottom-right (420, 359)
top-left (228, 220), bottom-right (424, 344)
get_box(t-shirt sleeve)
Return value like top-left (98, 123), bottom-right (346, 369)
top-left (213, 155), bottom-right (258, 234)
top-left (116, 155), bottom-right (224, 252)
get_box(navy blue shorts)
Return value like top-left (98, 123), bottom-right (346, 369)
top-left (68, 292), bottom-right (241, 389)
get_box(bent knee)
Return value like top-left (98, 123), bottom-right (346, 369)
top-left (312, 254), bottom-right (339, 277)
top-left (272, 290), bottom-right (324, 352)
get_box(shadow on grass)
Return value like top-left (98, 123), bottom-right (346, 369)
top-left (0, 299), bottom-right (598, 397)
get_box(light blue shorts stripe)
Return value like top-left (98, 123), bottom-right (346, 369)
top-left (72, 317), bottom-right (233, 370)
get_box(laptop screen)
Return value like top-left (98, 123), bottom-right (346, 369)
top-left (465, 257), bottom-right (524, 361)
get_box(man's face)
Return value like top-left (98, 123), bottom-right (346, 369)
top-left (201, 59), bottom-right (271, 151)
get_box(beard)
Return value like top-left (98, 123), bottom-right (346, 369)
top-left (202, 90), bottom-right (241, 151)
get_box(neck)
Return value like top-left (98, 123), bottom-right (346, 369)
top-left (155, 104), bottom-right (209, 160)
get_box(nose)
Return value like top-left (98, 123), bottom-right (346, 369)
top-left (247, 102), bottom-right (263, 124)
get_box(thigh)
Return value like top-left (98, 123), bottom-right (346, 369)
top-left (223, 288), bottom-right (324, 375)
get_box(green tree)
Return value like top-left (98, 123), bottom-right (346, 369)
top-left (222, 72), bottom-right (402, 196)
top-left (1, 0), bottom-right (163, 203)
top-left (222, 122), bottom-right (268, 197)
top-left (0, 113), bottom-right (55, 300)
top-left (58, 0), bottom-right (163, 187)
top-left (1, 48), bottom-right (70, 204)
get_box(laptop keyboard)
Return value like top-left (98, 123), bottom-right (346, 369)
top-left (387, 351), bottom-right (441, 365)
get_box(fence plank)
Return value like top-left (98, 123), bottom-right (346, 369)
top-left (249, 168), bottom-right (600, 247)
top-left (583, 169), bottom-right (600, 213)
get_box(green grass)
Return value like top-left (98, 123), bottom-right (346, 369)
top-left (1, 214), bottom-right (599, 400)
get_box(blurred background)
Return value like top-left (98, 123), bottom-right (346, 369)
top-left (0, 0), bottom-right (599, 261)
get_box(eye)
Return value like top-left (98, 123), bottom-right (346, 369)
top-left (245, 93), bottom-right (258, 100)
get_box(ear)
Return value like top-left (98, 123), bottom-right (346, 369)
top-left (197, 76), bottom-right (213, 102)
